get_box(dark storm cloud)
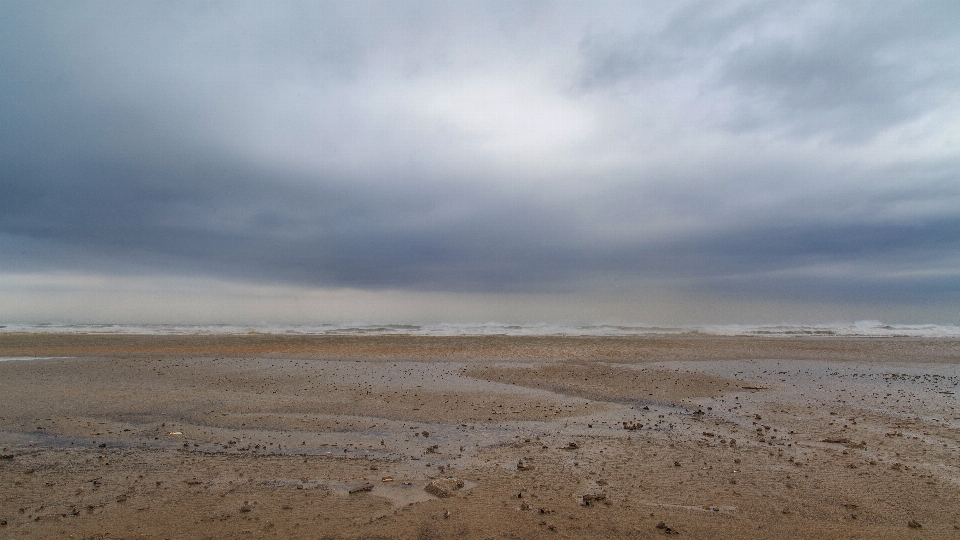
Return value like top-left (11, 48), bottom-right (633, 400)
top-left (4, 143), bottom-right (958, 300)
top-left (2, 0), bottom-right (960, 308)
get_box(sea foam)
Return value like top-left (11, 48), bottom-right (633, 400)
top-left (1, 320), bottom-right (958, 338)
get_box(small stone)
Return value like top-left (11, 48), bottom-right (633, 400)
top-left (425, 477), bottom-right (464, 498)
top-left (348, 483), bottom-right (375, 494)
top-left (656, 521), bottom-right (678, 534)
top-left (908, 519), bottom-right (922, 528)
top-left (581, 493), bottom-right (606, 506)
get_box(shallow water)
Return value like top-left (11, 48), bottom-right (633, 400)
top-left (4, 320), bottom-right (960, 338)
top-left (0, 356), bottom-right (71, 362)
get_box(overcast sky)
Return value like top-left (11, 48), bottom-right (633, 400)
top-left (2, 0), bottom-right (959, 325)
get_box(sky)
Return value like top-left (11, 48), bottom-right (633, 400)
top-left (2, 0), bottom-right (959, 325)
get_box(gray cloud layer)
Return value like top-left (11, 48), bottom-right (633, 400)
top-left (3, 1), bottom-right (960, 314)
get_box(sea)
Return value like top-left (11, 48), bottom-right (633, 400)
top-left (1, 320), bottom-right (959, 338)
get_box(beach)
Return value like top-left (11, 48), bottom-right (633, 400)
top-left (1, 333), bottom-right (959, 538)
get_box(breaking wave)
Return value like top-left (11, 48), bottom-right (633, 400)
top-left (1, 320), bottom-right (958, 338)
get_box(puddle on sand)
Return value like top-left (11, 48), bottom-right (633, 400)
top-left (24, 356), bottom-right (960, 488)
top-left (0, 357), bottom-right (716, 469)
top-left (0, 356), bottom-right (73, 362)
top-left (646, 359), bottom-right (960, 427)
top-left (637, 501), bottom-right (738, 514)
top-left (620, 359), bottom-right (960, 487)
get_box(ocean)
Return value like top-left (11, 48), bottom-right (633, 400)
top-left (1, 320), bottom-right (958, 338)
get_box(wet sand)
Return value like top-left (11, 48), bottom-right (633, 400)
top-left (1, 334), bottom-right (959, 538)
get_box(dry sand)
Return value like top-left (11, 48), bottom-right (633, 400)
top-left (1, 334), bottom-right (959, 538)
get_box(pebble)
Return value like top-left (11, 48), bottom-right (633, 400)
top-left (425, 477), bottom-right (464, 498)
top-left (581, 493), bottom-right (606, 506)
top-left (656, 521), bottom-right (679, 534)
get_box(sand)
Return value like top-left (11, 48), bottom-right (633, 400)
top-left (1, 334), bottom-right (959, 538)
